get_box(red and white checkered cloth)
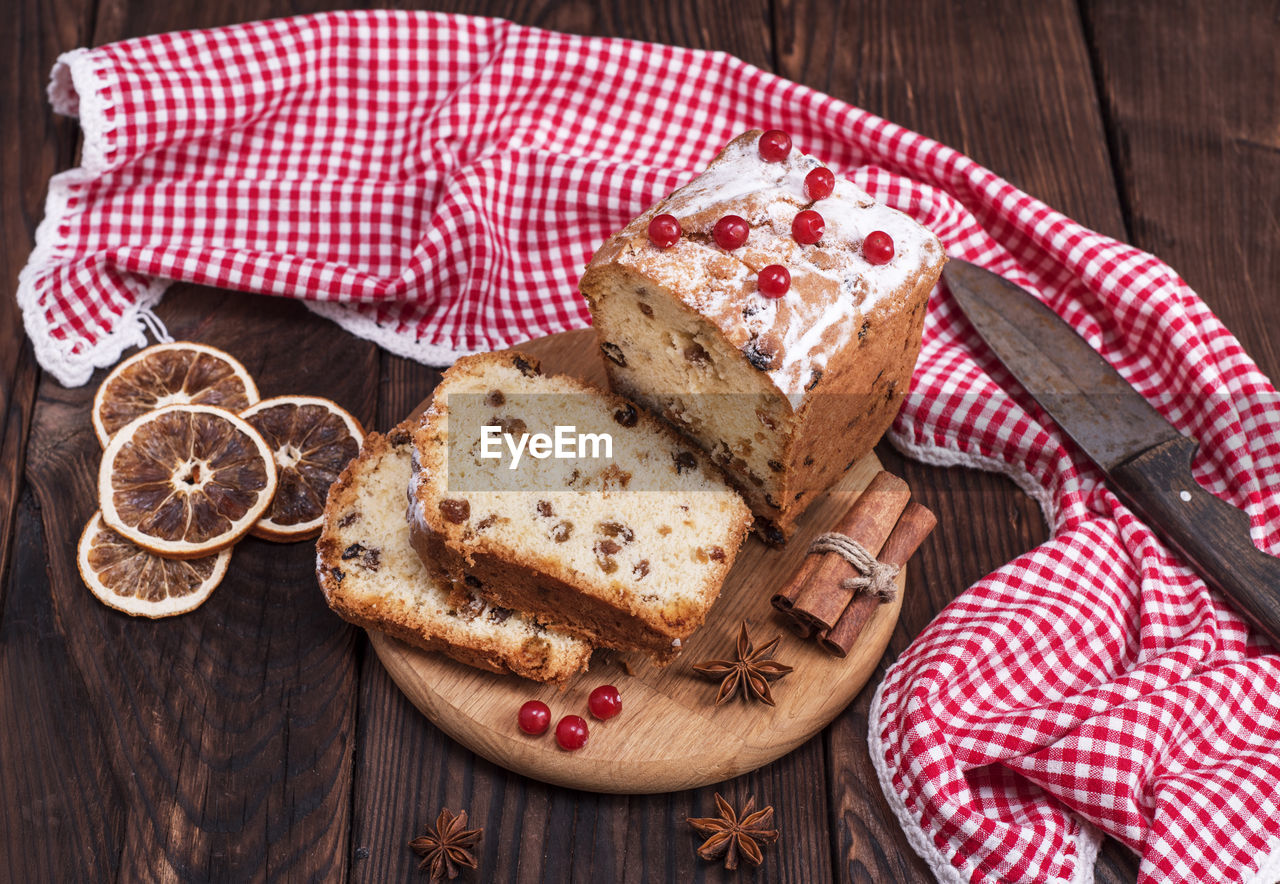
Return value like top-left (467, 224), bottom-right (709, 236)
top-left (22, 11), bottom-right (1280, 883)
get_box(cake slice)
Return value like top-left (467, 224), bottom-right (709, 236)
top-left (408, 350), bottom-right (752, 661)
top-left (317, 422), bottom-right (593, 684)
top-left (579, 129), bottom-right (946, 542)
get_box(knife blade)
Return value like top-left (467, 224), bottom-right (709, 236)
top-left (943, 258), bottom-right (1280, 647)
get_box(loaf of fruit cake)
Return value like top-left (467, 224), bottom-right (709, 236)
top-left (578, 129), bottom-right (946, 542)
top-left (316, 422), bottom-right (593, 684)
top-left (408, 350), bottom-right (752, 662)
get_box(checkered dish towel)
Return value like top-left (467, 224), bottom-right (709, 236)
top-left (23, 11), bottom-right (1280, 883)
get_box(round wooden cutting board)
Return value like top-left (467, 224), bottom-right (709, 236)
top-left (369, 329), bottom-right (903, 794)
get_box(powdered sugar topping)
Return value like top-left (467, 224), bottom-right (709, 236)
top-left (637, 132), bottom-right (943, 398)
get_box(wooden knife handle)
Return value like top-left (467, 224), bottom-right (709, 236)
top-left (1109, 435), bottom-right (1280, 648)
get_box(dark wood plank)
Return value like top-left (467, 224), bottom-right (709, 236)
top-left (775, 0), bottom-right (1127, 236)
top-left (0, 343), bottom-right (38, 614)
top-left (0, 487), bottom-right (127, 883)
top-left (0, 0), bottom-right (122, 879)
top-left (0, 0), bottom-right (91, 614)
top-left (414, 0), bottom-right (775, 65)
top-left (377, 356), bottom-right (443, 434)
top-left (775, 0), bottom-right (1135, 879)
top-left (1080, 1), bottom-right (1280, 381)
top-left (93, 0), bottom-right (372, 38)
top-left (15, 287), bottom-right (377, 882)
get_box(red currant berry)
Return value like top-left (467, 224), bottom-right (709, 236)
top-left (647, 213), bottom-right (682, 249)
top-left (518, 700), bottom-right (551, 735)
top-left (712, 215), bottom-right (750, 250)
top-left (555, 715), bottom-right (589, 750)
top-left (758, 264), bottom-right (791, 298)
top-left (805, 167), bottom-right (835, 201)
top-left (862, 230), bottom-right (895, 265)
top-left (791, 210), bottom-right (825, 245)
top-left (758, 130), bottom-right (792, 162)
top-left (588, 685), bottom-right (622, 720)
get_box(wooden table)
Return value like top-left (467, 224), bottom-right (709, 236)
top-left (2, 2), bottom-right (1276, 881)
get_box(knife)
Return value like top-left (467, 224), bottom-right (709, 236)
top-left (943, 258), bottom-right (1280, 647)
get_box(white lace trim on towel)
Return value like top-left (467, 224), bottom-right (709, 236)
top-left (19, 49), bottom-right (170, 387)
top-left (868, 671), bottom-right (1103, 884)
top-left (1245, 836), bottom-right (1280, 884)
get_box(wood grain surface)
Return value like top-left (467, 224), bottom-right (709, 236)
top-left (1, 2), bottom-right (1276, 883)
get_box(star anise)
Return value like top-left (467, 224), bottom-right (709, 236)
top-left (688, 792), bottom-right (780, 869)
top-left (691, 621), bottom-right (794, 706)
top-left (409, 808), bottom-right (482, 880)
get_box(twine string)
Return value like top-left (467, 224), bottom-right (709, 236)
top-left (810, 532), bottom-right (899, 601)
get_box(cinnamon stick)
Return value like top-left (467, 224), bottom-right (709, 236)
top-left (770, 471), bottom-right (908, 613)
top-left (818, 501), bottom-right (937, 657)
top-left (783, 613), bottom-right (814, 639)
top-left (771, 552), bottom-right (819, 613)
top-left (789, 473), bottom-right (911, 631)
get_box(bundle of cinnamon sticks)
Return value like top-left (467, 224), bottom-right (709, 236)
top-left (772, 471), bottom-right (935, 657)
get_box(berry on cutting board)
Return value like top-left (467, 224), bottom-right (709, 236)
top-left (588, 685), bottom-right (622, 720)
top-left (556, 715), bottom-right (590, 750)
top-left (518, 700), bottom-right (551, 735)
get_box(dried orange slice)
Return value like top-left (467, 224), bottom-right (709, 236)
top-left (98, 404), bottom-right (277, 558)
top-left (241, 396), bottom-right (365, 541)
top-left (92, 342), bottom-right (260, 446)
top-left (77, 512), bottom-right (231, 617)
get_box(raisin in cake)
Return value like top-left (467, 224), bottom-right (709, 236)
top-left (317, 423), bottom-right (592, 684)
top-left (408, 350), bottom-right (752, 661)
top-left (579, 129), bottom-right (946, 542)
